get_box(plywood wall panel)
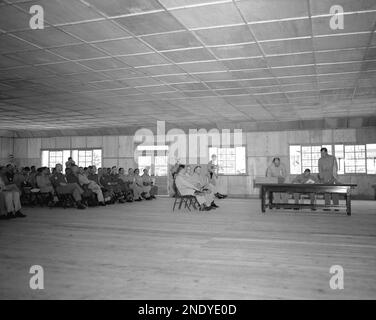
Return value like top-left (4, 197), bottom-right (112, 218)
top-left (103, 136), bottom-right (119, 158)
top-left (118, 158), bottom-right (137, 170)
top-left (55, 136), bottom-right (71, 149)
top-left (247, 132), bottom-right (268, 156)
top-left (118, 136), bottom-right (134, 157)
top-left (287, 130), bottom-right (310, 144)
top-left (103, 158), bottom-right (119, 168)
top-left (71, 136), bottom-right (87, 148)
top-left (356, 127), bottom-right (376, 143)
top-left (86, 136), bottom-right (103, 148)
top-left (28, 138), bottom-right (41, 158)
top-left (14, 138), bottom-right (28, 159)
top-left (333, 129), bottom-right (356, 143)
top-left (267, 131), bottom-right (288, 156)
top-left (41, 137), bottom-right (56, 149)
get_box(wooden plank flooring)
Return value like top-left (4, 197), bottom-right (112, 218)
top-left (0, 198), bottom-right (375, 299)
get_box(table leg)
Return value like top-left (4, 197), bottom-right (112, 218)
top-left (346, 189), bottom-right (351, 216)
top-left (261, 186), bottom-right (266, 213)
top-left (268, 191), bottom-right (273, 209)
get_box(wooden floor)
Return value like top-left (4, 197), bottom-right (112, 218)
top-left (0, 198), bottom-right (375, 300)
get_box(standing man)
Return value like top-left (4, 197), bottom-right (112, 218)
top-left (318, 147), bottom-right (339, 208)
top-left (208, 154), bottom-right (227, 199)
top-left (266, 157), bottom-right (288, 204)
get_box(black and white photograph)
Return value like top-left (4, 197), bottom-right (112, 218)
top-left (0, 0), bottom-right (375, 303)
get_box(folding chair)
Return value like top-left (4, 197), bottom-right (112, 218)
top-left (172, 181), bottom-right (199, 212)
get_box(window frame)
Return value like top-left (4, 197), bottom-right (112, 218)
top-left (208, 145), bottom-right (247, 176)
top-left (289, 143), bottom-right (376, 175)
top-left (41, 148), bottom-right (103, 171)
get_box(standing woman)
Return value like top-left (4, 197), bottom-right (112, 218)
top-left (208, 154), bottom-right (227, 199)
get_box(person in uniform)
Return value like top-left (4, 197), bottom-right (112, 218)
top-left (65, 157), bottom-right (76, 169)
top-left (0, 166), bottom-right (26, 219)
top-left (207, 154), bottom-right (227, 199)
top-left (118, 168), bottom-right (133, 202)
top-left (134, 168), bottom-right (151, 200)
top-left (141, 168), bottom-right (158, 199)
top-left (292, 168), bottom-right (317, 209)
top-left (191, 165), bottom-right (218, 208)
top-left (51, 164), bottom-right (86, 209)
top-left (76, 165), bottom-right (105, 206)
top-left (318, 147), bottom-right (339, 209)
top-left (266, 157), bottom-right (288, 204)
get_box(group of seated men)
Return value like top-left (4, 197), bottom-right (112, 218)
top-left (173, 164), bottom-right (226, 211)
top-left (0, 160), bottom-right (158, 219)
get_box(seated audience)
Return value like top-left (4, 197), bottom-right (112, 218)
top-left (51, 164), bottom-right (86, 209)
top-left (175, 165), bottom-right (217, 211)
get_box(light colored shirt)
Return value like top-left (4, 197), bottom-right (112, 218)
top-left (266, 163), bottom-right (287, 179)
top-left (175, 173), bottom-right (199, 196)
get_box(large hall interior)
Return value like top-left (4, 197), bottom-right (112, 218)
top-left (0, 0), bottom-right (375, 300)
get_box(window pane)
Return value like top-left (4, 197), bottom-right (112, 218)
top-left (366, 144), bottom-right (376, 174)
top-left (235, 147), bottom-right (246, 174)
top-left (138, 156), bottom-right (152, 173)
top-left (335, 145), bottom-right (345, 174)
top-left (289, 145), bottom-right (301, 174)
top-left (41, 151), bottom-right (49, 168)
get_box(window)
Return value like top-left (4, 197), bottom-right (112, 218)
top-left (138, 155), bottom-right (152, 173)
top-left (208, 146), bottom-right (246, 175)
top-left (366, 144), bottom-right (376, 174)
top-left (136, 146), bottom-right (168, 176)
top-left (289, 145), bottom-right (332, 174)
top-left (41, 149), bottom-right (102, 170)
top-left (290, 144), bottom-right (376, 174)
top-left (344, 145), bottom-right (366, 173)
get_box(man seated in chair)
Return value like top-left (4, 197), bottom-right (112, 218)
top-left (76, 165), bottom-right (105, 206)
top-left (175, 165), bottom-right (217, 211)
top-left (292, 168), bottom-right (318, 210)
top-left (36, 167), bottom-right (57, 206)
top-left (51, 164), bottom-right (86, 209)
top-left (0, 166), bottom-right (26, 219)
top-left (191, 165), bottom-right (219, 208)
top-left (141, 168), bottom-right (158, 199)
top-left (118, 168), bottom-right (133, 202)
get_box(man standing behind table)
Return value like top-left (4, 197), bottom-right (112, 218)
top-left (318, 147), bottom-right (339, 210)
top-left (266, 157), bottom-right (288, 204)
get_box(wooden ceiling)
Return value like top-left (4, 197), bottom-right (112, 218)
top-left (0, 0), bottom-right (375, 132)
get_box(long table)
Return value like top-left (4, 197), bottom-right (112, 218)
top-left (256, 183), bottom-right (357, 216)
